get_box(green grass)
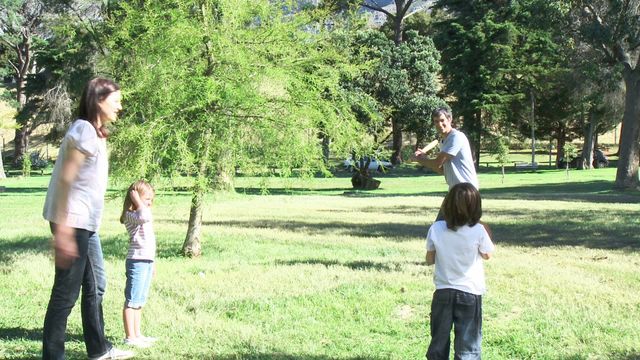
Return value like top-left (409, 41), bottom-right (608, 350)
top-left (1, 167), bottom-right (639, 359)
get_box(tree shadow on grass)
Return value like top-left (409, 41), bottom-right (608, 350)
top-left (211, 353), bottom-right (389, 360)
top-left (0, 187), bottom-right (48, 196)
top-left (488, 207), bottom-right (640, 249)
top-left (275, 258), bottom-right (409, 272)
top-left (317, 204), bottom-right (438, 216)
top-left (235, 187), bottom-right (351, 196)
top-left (201, 219), bottom-right (427, 242)
top-left (0, 327), bottom-right (86, 360)
top-left (0, 327), bottom-right (83, 343)
top-left (154, 197), bottom-right (640, 250)
top-left (0, 236), bottom-right (50, 265)
top-left (560, 352), bottom-right (640, 360)
top-left (236, 180), bottom-right (639, 205)
top-left (477, 180), bottom-right (639, 204)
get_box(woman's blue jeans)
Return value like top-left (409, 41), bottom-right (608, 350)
top-left (427, 288), bottom-right (483, 360)
top-left (43, 229), bottom-right (112, 359)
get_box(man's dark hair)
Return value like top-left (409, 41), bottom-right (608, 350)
top-left (431, 107), bottom-right (452, 121)
top-left (442, 182), bottom-right (482, 230)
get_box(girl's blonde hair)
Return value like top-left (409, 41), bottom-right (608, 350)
top-left (120, 180), bottom-right (155, 224)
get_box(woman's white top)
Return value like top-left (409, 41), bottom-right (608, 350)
top-left (43, 120), bottom-right (108, 232)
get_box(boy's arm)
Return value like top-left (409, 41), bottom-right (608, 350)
top-left (426, 251), bottom-right (436, 266)
top-left (480, 221), bottom-right (493, 239)
top-left (479, 221), bottom-right (494, 260)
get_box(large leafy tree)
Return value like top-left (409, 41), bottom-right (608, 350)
top-left (0, 0), bottom-right (47, 163)
top-left (320, 0), bottom-right (423, 164)
top-left (431, 1), bottom-right (521, 165)
top-left (0, 0), bottom-right (105, 162)
top-left (364, 0), bottom-right (418, 164)
top-left (573, 0), bottom-right (640, 189)
top-left (107, 0), bottom-right (367, 257)
top-left (351, 29), bottom-right (443, 155)
top-left (432, 0), bottom-right (581, 167)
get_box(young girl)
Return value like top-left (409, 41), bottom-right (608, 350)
top-left (425, 182), bottom-right (495, 360)
top-left (120, 180), bottom-right (158, 348)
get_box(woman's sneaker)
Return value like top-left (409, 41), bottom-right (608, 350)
top-left (89, 347), bottom-right (135, 360)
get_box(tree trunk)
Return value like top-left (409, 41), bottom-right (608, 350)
top-left (12, 76), bottom-right (30, 164)
top-left (556, 132), bottom-right (566, 168)
top-left (12, 34), bottom-right (32, 164)
top-left (388, 0), bottom-right (411, 164)
top-left (579, 111), bottom-right (596, 170)
top-left (0, 140), bottom-right (6, 179)
top-left (13, 126), bottom-right (31, 165)
top-left (473, 110), bottom-right (482, 167)
top-left (391, 118), bottom-right (403, 165)
top-left (182, 130), bottom-right (212, 257)
top-left (615, 69), bottom-right (640, 189)
top-left (393, 14), bottom-right (403, 45)
top-left (182, 189), bottom-right (204, 257)
top-left (213, 149), bottom-right (234, 192)
top-left (321, 133), bottom-right (330, 165)
top-left (530, 90), bottom-right (536, 166)
top-left (415, 131), bottom-right (424, 151)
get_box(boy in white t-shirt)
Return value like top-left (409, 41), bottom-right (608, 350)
top-left (425, 182), bottom-right (495, 360)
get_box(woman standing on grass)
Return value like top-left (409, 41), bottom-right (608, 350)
top-left (42, 78), bottom-right (133, 360)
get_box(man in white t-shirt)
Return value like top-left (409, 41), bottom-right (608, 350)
top-left (411, 107), bottom-right (479, 220)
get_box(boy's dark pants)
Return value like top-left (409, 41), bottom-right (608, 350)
top-left (427, 288), bottom-right (482, 360)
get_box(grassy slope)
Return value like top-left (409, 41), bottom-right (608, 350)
top-left (0, 168), bottom-right (639, 359)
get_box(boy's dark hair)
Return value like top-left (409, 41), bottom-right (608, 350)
top-left (442, 182), bottom-right (482, 230)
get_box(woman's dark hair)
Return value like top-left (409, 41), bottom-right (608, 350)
top-left (77, 77), bottom-right (120, 138)
top-left (442, 182), bottom-right (482, 230)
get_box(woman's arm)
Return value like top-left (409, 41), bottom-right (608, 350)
top-left (51, 148), bottom-right (86, 269)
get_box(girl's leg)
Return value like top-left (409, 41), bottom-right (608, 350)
top-left (124, 259), bottom-right (139, 340)
top-left (137, 261), bottom-right (154, 338)
top-left (123, 307), bottom-right (137, 339)
top-left (124, 260), bottom-right (152, 340)
top-left (134, 308), bottom-right (142, 338)
top-left (452, 291), bottom-right (482, 360)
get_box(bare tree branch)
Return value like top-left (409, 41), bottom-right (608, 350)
top-left (63, 2), bottom-right (108, 56)
top-left (582, 4), bottom-right (629, 66)
top-left (7, 59), bottom-right (20, 73)
top-left (0, 37), bottom-right (17, 49)
top-left (362, 2), bottom-right (394, 18)
top-left (397, 0), bottom-right (415, 18)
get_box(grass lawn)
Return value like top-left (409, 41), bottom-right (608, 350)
top-left (1, 166), bottom-right (639, 359)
